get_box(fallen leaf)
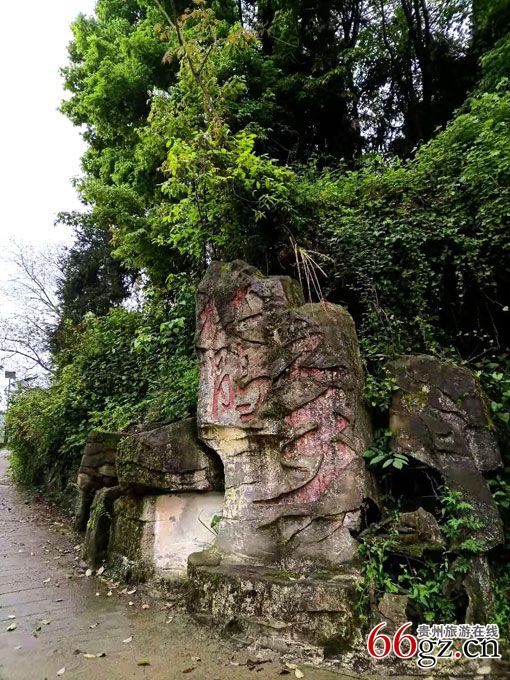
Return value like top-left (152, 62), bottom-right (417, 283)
top-left (57, 667), bottom-right (66, 676)
top-left (89, 623), bottom-right (99, 629)
top-left (43, 578), bottom-right (51, 583)
top-left (55, 599), bottom-right (63, 603)
top-left (182, 668), bottom-right (196, 674)
top-left (6, 623), bottom-right (16, 632)
top-left (83, 652), bottom-right (106, 659)
top-left (285, 664), bottom-right (297, 670)
top-left (96, 566), bottom-right (105, 575)
top-left (123, 636), bottom-right (132, 643)
top-left (128, 601), bottom-right (134, 606)
top-left (41, 619), bottom-right (51, 626)
top-left (137, 659), bottom-right (151, 666)
top-left (7, 615), bottom-right (16, 620)
top-left (95, 592), bottom-right (100, 597)
top-left (127, 588), bottom-right (137, 595)
top-left (141, 604), bottom-right (149, 609)
top-left (166, 617), bottom-right (174, 623)
top-left (107, 591), bottom-right (113, 597)
top-left (15, 645), bottom-right (22, 650)
top-left (295, 670), bottom-right (304, 679)
top-left (85, 569), bottom-right (93, 577)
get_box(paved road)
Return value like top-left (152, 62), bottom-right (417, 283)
top-left (0, 449), bottom-right (350, 680)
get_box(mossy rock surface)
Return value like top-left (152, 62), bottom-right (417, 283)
top-left (388, 354), bottom-right (503, 549)
top-left (82, 486), bottom-right (122, 568)
top-left (117, 418), bottom-right (223, 494)
top-left (187, 562), bottom-right (362, 653)
top-left (109, 496), bottom-right (146, 561)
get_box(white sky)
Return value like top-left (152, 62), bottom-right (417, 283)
top-left (0, 0), bottom-right (97, 403)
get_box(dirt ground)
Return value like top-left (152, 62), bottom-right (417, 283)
top-left (0, 448), bottom-right (363, 680)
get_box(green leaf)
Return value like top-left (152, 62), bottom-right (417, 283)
top-left (369, 454), bottom-right (387, 466)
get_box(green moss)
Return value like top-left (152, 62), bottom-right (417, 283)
top-left (479, 386), bottom-right (497, 431)
top-left (187, 545), bottom-right (222, 569)
top-left (271, 570), bottom-right (301, 581)
top-left (402, 389), bottom-right (429, 410)
top-left (109, 497), bottom-right (144, 562)
top-left (117, 435), bottom-right (141, 464)
top-left (87, 500), bottom-right (107, 531)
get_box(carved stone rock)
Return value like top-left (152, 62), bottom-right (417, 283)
top-left (187, 562), bottom-right (362, 653)
top-left (195, 260), bottom-right (373, 569)
top-left (108, 492), bottom-right (223, 581)
top-left (389, 355), bottom-right (503, 549)
top-left (116, 418), bottom-right (223, 494)
top-left (75, 431), bottom-right (123, 531)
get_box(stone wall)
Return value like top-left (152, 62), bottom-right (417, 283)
top-left (75, 431), bottom-right (122, 532)
top-left (75, 419), bottom-right (224, 580)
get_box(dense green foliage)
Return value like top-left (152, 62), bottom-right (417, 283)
top-left (358, 490), bottom-right (495, 626)
top-left (6, 0), bottom-right (510, 629)
top-left (56, 212), bottom-right (134, 325)
top-left (7, 287), bottom-right (197, 488)
top-left (306, 86), bottom-right (510, 363)
top-left (8, 0), bottom-right (510, 498)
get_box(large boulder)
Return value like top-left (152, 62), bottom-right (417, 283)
top-left (388, 355), bottom-right (503, 549)
top-left (116, 418), bottom-right (223, 493)
top-left (194, 260), bottom-right (374, 569)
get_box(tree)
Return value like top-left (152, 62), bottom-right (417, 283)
top-left (7, 0), bottom-right (510, 526)
top-left (0, 242), bottom-right (62, 377)
top-left (51, 211), bottom-right (136, 350)
top-left (57, 0), bottom-right (481, 292)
